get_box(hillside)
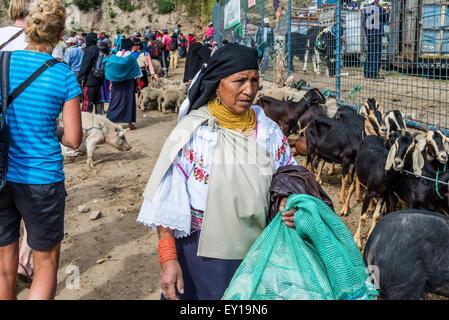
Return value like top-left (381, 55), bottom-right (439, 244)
top-left (0, 0), bottom-right (212, 37)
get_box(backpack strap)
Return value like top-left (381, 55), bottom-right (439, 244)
top-left (0, 51), bottom-right (12, 129)
top-left (7, 58), bottom-right (59, 105)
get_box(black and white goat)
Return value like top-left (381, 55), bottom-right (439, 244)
top-left (305, 105), bottom-right (387, 205)
top-left (387, 128), bottom-right (449, 215)
top-left (347, 130), bottom-right (423, 248)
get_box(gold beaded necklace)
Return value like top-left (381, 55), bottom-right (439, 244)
top-left (207, 96), bottom-right (256, 137)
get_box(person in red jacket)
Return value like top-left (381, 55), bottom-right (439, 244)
top-left (161, 29), bottom-right (172, 77)
top-left (155, 30), bottom-right (163, 40)
top-left (187, 32), bottom-right (197, 49)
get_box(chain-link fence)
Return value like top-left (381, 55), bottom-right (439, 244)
top-left (212, 0), bottom-right (449, 133)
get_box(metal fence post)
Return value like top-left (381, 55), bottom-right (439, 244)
top-left (218, 0), bottom-right (222, 44)
top-left (261, 0), bottom-right (264, 29)
top-left (336, 0), bottom-right (341, 100)
top-left (288, 0), bottom-right (291, 76)
top-left (244, 0), bottom-right (248, 46)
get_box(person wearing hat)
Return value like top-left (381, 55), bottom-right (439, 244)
top-left (255, 17), bottom-right (274, 77)
top-left (210, 40), bottom-right (218, 56)
top-left (142, 24), bottom-right (151, 40)
top-left (137, 44), bottom-right (298, 300)
top-left (63, 37), bottom-right (84, 81)
top-left (362, 0), bottom-right (389, 79)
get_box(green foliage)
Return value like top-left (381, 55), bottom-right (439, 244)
top-left (108, 7), bottom-right (116, 19)
top-left (157, 0), bottom-right (174, 14)
top-left (114, 0), bottom-right (135, 12)
top-left (73, 0), bottom-right (102, 11)
top-left (175, 0), bottom-right (215, 25)
top-left (147, 13), bottom-right (152, 23)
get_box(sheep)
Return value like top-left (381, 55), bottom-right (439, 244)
top-left (138, 87), bottom-right (163, 111)
top-left (363, 209), bottom-right (449, 300)
top-left (157, 83), bottom-right (188, 113)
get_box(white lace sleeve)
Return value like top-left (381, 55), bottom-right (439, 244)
top-left (137, 151), bottom-right (194, 238)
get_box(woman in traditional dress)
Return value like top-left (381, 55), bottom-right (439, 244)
top-left (137, 44), bottom-right (298, 300)
top-left (99, 41), bottom-right (111, 115)
top-left (104, 38), bottom-right (141, 130)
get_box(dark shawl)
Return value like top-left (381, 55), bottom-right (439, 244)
top-left (268, 165), bottom-right (334, 225)
top-left (183, 42), bottom-right (211, 83)
top-left (186, 43), bottom-right (259, 115)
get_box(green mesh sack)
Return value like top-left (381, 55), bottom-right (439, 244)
top-left (222, 194), bottom-right (379, 300)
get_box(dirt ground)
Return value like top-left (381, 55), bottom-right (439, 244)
top-left (15, 58), bottom-right (445, 300)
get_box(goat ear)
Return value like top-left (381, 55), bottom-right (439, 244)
top-left (412, 145), bottom-right (425, 176)
top-left (359, 104), bottom-right (369, 118)
top-left (444, 136), bottom-right (449, 154)
top-left (385, 142), bottom-right (397, 171)
top-left (416, 135), bottom-right (427, 151)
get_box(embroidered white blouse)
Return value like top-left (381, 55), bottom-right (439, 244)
top-left (137, 105), bottom-right (297, 238)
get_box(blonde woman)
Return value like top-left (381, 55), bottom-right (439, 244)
top-left (0, 0), bottom-right (30, 50)
top-left (0, 0), bottom-right (82, 300)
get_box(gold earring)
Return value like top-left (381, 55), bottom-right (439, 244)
top-left (216, 90), bottom-right (221, 104)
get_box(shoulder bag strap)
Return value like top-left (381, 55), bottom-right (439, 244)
top-left (0, 28), bottom-right (25, 51)
top-left (8, 58), bottom-right (60, 105)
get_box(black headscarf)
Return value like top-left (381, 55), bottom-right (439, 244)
top-left (187, 44), bottom-right (259, 114)
top-left (121, 38), bottom-right (133, 51)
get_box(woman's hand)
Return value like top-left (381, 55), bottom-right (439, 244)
top-left (160, 259), bottom-right (184, 300)
top-left (279, 197), bottom-right (297, 229)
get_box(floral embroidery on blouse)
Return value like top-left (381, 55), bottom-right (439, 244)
top-left (275, 136), bottom-right (289, 161)
top-left (184, 148), bottom-right (210, 184)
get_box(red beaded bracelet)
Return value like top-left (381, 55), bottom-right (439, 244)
top-left (158, 237), bottom-right (177, 265)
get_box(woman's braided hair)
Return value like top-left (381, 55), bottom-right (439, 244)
top-left (25, 0), bottom-right (66, 53)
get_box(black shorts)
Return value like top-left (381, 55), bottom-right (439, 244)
top-left (0, 181), bottom-right (66, 250)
